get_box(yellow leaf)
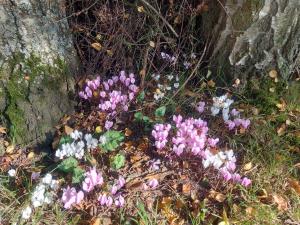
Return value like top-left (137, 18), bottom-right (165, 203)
top-left (6, 145), bottom-right (15, 154)
top-left (64, 125), bottom-right (73, 135)
top-left (27, 151), bottom-right (35, 160)
top-left (91, 42), bottom-right (102, 51)
top-left (243, 162), bottom-right (253, 171)
top-left (137, 6), bottom-right (144, 13)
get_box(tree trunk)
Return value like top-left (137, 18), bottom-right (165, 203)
top-left (0, 0), bottom-right (77, 146)
top-left (204, 0), bottom-right (300, 79)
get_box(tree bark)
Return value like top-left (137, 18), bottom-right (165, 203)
top-left (0, 0), bottom-right (77, 146)
top-left (204, 0), bottom-right (300, 79)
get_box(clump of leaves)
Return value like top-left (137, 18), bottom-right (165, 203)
top-left (111, 153), bottom-right (126, 170)
top-left (100, 131), bottom-right (124, 152)
top-left (58, 157), bottom-right (85, 183)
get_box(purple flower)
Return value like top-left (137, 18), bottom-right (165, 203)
top-left (196, 101), bottom-right (205, 113)
top-left (114, 195), bottom-right (125, 207)
top-left (207, 138), bottom-right (219, 147)
top-left (241, 119), bottom-right (251, 129)
top-left (148, 178), bottom-right (159, 189)
top-left (82, 167), bottom-right (103, 192)
top-left (61, 186), bottom-right (84, 209)
top-left (225, 120), bottom-right (236, 130)
top-left (105, 121), bottom-right (114, 130)
top-left (241, 177), bottom-right (251, 187)
top-left (231, 108), bottom-right (240, 117)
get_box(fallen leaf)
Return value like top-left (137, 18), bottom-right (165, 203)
top-left (149, 41), bottom-right (155, 48)
top-left (288, 178), bottom-right (300, 195)
top-left (182, 183), bottom-right (191, 195)
top-left (27, 152), bottom-right (35, 160)
top-left (209, 190), bottom-right (226, 203)
top-left (91, 42), bottom-right (102, 51)
top-left (91, 218), bottom-right (101, 225)
top-left (106, 50), bottom-right (113, 56)
top-left (269, 70), bottom-right (278, 79)
top-left (0, 127), bottom-right (7, 134)
top-left (125, 128), bottom-right (132, 136)
top-left (272, 194), bottom-right (288, 211)
top-left (64, 125), bottom-right (73, 135)
top-left (276, 98), bottom-right (287, 111)
top-left (245, 207), bottom-right (255, 217)
top-left (6, 145), bottom-right (15, 154)
top-left (243, 162), bottom-right (253, 171)
top-left (137, 6), bottom-right (144, 13)
top-left (277, 124), bottom-right (286, 136)
top-left (207, 80), bottom-right (215, 88)
top-left (269, 87), bottom-right (275, 93)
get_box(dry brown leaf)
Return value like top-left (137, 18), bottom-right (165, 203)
top-left (91, 218), bottom-right (101, 225)
top-left (277, 124), bottom-right (286, 136)
top-left (106, 50), bottom-right (113, 56)
top-left (91, 42), bottom-right (102, 51)
top-left (207, 80), bottom-right (216, 87)
top-left (243, 162), bottom-right (253, 171)
top-left (64, 125), bottom-right (73, 135)
top-left (288, 178), bottom-right (300, 195)
top-left (0, 127), bottom-right (6, 134)
top-left (27, 152), bottom-right (35, 160)
top-left (182, 183), bottom-right (191, 195)
top-left (269, 87), bottom-right (275, 93)
top-left (125, 128), bottom-right (133, 137)
top-left (276, 98), bottom-right (287, 111)
top-left (272, 194), bottom-right (288, 211)
top-left (137, 6), bottom-right (144, 13)
top-left (245, 207), bottom-right (255, 217)
top-left (6, 145), bottom-right (15, 154)
top-left (209, 190), bottom-right (226, 203)
top-left (149, 41), bottom-right (155, 48)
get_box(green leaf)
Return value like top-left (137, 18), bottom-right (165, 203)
top-left (155, 106), bottom-right (166, 117)
top-left (111, 153), bottom-right (126, 170)
top-left (58, 157), bottom-right (78, 173)
top-left (59, 135), bottom-right (73, 145)
top-left (72, 167), bottom-right (85, 184)
top-left (100, 131), bottom-right (124, 152)
top-left (137, 91), bottom-right (145, 102)
top-left (134, 112), bottom-right (144, 121)
top-left (142, 116), bottom-right (150, 123)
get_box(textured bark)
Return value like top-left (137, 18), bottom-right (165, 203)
top-left (205, 0), bottom-right (300, 79)
top-left (0, 0), bottom-right (77, 146)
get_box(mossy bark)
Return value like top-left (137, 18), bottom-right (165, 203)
top-left (0, 0), bottom-right (77, 146)
top-left (204, 0), bottom-right (300, 79)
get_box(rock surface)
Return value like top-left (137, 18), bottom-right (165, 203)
top-left (0, 0), bottom-right (77, 145)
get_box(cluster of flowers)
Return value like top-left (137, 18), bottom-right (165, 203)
top-left (55, 130), bottom-right (98, 160)
top-left (202, 149), bottom-right (251, 186)
top-left (61, 167), bottom-right (127, 209)
top-left (210, 95), bottom-right (251, 130)
top-left (151, 74), bottom-right (180, 101)
top-left (151, 114), bottom-right (251, 187)
top-left (21, 174), bottom-right (59, 220)
top-left (79, 71), bottom-right (139, 130)
top-left (62, 167), bottom-right (103, 209)
top-left (98, 176), bottom-right (126, 208)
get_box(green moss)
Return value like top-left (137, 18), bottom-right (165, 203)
top-left (0, 52), bottom-right (70, 144)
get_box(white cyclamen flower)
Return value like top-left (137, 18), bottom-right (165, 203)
top-left (8, 169), bottom-right (16, 177)
top-left (70, 130), bottom-right (83, 140)
top-left (21, 206), bottom-right (32, 219)
top-left (85, 134), bottom-right (98, 149)
top-left (42, 174), bottom-right (52, 185)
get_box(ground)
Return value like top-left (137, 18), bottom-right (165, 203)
top-left (0, 69), bottom-right (299, 225)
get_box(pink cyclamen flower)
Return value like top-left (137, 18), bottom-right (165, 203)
top-left (196, 101), bottom-right (205, 113)
top-left (111, 185), bottom-right (118, 195)
top-left (82, 167), bottom-right (103, 192)
top-left (98, 193), bottom-right (108, 206)
top-left (105, 120), bottom-right (114, 130)
top-left (148, 178), bottom-right (159, 189)
top-left (117, 176), bottom-right (126, 189)
top-left (241, 177), bottom-right (251, 187)
top-left (207, 138), bottom-right (219, 147)
top-left (114, 195), bottom-right (125, 207)
top-left (225, 120), bottom-right (236, 130)
top-left (61, 186), bottom-right (84, 209)
top-left (241, 119), bottom-right (250, 129)
top-left (231, 108), bottom-right (240, 117)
